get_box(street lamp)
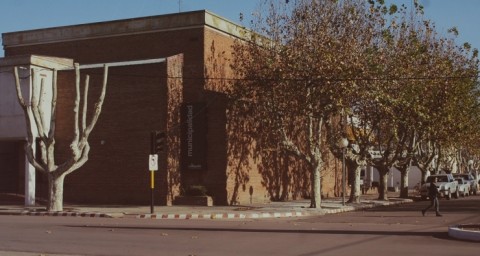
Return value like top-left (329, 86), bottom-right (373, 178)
top-left (338, 138), bottom-right (349, 206)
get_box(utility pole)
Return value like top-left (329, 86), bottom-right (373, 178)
top-left (178, 0), bottom-right (182, 12)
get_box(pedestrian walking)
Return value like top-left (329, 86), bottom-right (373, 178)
top-left (422, 179), bottom-right (442, 217)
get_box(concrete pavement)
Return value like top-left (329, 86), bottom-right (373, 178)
top-left (2, 193), bottom-right (479, 242)
top-left (0, 193), bottom-right (413, 220)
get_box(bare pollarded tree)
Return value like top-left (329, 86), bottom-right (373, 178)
top-left (13, 63), bottom-right (108, 212)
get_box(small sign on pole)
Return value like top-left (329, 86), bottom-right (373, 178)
top-left (149, 154), bottom-right (158, 171)
top-left (148, 153), bottom-right (158, 214)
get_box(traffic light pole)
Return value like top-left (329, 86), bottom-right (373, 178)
top-left (149, 130), bottom-right (165, 214)
top-left (150, 131), bottom-right (155, 214)
top-left (150, 170), bottom-right (154, 214)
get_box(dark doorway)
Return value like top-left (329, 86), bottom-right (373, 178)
top-left (0, 141), bottom-right (22, 194)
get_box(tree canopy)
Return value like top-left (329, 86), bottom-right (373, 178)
top-left (230, 0), bottom-right (479, 204)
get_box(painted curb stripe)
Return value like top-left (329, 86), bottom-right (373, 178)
top-left (17, 199), bottom-right (414, 219)
top-left (21, 212), bottom-right (111, 218)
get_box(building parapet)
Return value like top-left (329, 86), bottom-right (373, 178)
top-left (2, 10), bottom-right (248, 48)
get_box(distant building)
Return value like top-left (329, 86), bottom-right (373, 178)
top-left (0, 10), bottom-right (341, 206)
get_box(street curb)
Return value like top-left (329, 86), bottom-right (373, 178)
top-left (20, 211), bottom-right (116, 218)
top-left (320, 199), bottom-right (414, 215)
top-left (0, 198), bottom-right (414, 219)
top-left (136, 200), bottom-right (414, 219)
top-left (448, 224), bottom-right (480, 242)
top-left (137, 211), bottom-right (311, 220)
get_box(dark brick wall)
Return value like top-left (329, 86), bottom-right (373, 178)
top-left (49, 64), bottom-right (168, 204)
top-left (4, 19), bottom-right (341, 205)
top-left (203, 28), bottom-right (271, 205)
top-left (4, 28), bottom-right (203, 205)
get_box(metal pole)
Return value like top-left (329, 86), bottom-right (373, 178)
top-left (150, 171), bottom-right (154, 214)
top-left (150, 131), bottom-right (155, 214)
top-left (342, 148), bottom-right (346, 206)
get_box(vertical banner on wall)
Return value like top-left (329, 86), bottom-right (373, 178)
top-left (181, 102), bottom-right (207, 171)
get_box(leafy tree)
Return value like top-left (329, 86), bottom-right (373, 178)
top-left (359, 1), bottom-right (478, 200)
top-left (231, 0), bottom-right (387, 207)
top-left (231, 0), bottom-right (479, 204)
top-left (415, 28), bottom-right (479, 177)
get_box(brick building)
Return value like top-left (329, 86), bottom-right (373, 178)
top-left (1, 10), bottom-right (342, 206)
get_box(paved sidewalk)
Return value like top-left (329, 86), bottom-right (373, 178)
top-left (3, 193), bottom-right (479, 242)
top-left (0, 193), bottom-right (414, 220)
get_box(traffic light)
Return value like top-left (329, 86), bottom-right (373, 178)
top-left (151, 131), bottom-right (166, 153)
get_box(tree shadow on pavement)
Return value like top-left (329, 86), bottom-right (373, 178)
top-left (66, 224), bottom-right (446, 238)
top-left (362, 197), bottom-right (480, 213)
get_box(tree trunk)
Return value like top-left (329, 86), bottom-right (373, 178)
top-left (399, 167), bottom-right (409, 198)
top-left (310, 163), bottom-right (322, 208)
top-left (416, 164), bottom-right (429, 185)
top-left (378, 168), bottom-right (389, 201)
top-left (47, 173), bottom-right (66, 212)
top-left (281, 158), bottom-right (289, 200)
top-left (348, 162), bottom-right (361, 203)
top-left (421, 169), bottom-right (429, 184)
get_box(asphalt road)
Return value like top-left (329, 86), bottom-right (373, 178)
top-left (0, 196), bottom-right (479, 256)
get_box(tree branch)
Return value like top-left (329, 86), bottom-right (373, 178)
top-left (81, 75), bottom-right (89, 135)
top-left (84, 65), bottom-right (109, 136)
top-left (71, 63), bottom-right (81, 160)
top-left (13, 67), bottom-right (47, 173)
top-left (29, 69), bottom-right (48, 139)
top-left (48, 69), bottom-right (57, 140)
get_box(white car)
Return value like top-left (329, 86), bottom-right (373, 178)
top-left (453, 173), bottom-right (478, 195)
top-left (420, 174), bottom-right (459, 200)
top-left (455, 178), bottom-right (470, 197)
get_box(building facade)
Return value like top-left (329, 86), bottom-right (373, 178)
top-left (1, 10), bottom-right (342, 206)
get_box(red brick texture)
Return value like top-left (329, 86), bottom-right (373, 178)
top-left (3, 12), bottom-right (342, 205)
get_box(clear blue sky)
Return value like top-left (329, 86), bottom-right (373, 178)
top-left (0, 0), bottom-right (479, 57)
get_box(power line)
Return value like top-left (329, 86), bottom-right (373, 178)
top-left (1, 69), bottom-right (478, 83)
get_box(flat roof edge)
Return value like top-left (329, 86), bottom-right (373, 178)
top-left (2, 10), bottom-right (248, 48)
top-left (0, 55), bottom-right (74, 69)
top-left (204, 10), bottom-right (249, 39)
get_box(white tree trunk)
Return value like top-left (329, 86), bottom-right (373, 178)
top-left (48, 173), bottom-right (65, 212)
top-left (281, 115), bottom-right (324, 209)
top-left (378, 169), bottom-right (389, 200)
top-left (310, 163), bottom-right (322, 208)
top-left (400, 167), bottom-right (409, 198)
top-left (349, 165), bottom-right (361, 203)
